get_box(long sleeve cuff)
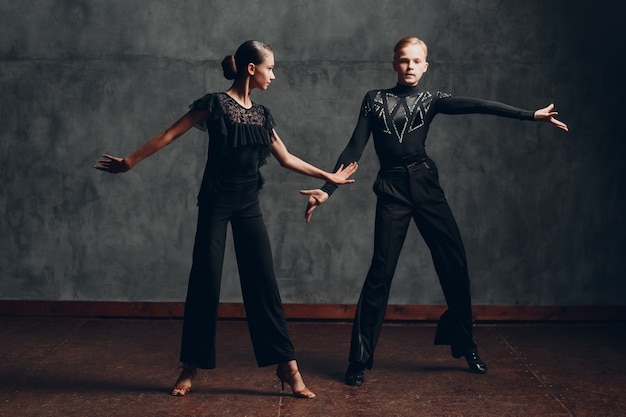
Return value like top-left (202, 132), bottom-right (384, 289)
top-left (320, 182), bottom-right (337, 197)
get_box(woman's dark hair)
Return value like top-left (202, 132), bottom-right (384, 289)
top-left (221, 40), bottom-right (273, 80)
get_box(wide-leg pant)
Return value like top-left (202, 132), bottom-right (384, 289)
top-left (180, 175), bottom-right (295, 369)
top-left (349, 160), bottom-right (476, 369)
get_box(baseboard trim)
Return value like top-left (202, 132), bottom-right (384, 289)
top-left (1, 300), bottom-right (625, 321)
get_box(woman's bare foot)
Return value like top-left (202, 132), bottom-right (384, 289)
top-left (171, 364), bottom-right (197, 396)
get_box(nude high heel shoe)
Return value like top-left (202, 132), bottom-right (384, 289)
top-left (276, 367), bottom-right (316, 399)
top-left (171, 365), bottom-right (198, 396)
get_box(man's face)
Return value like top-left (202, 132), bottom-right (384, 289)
top-left (393, 44), bottom-right (429, 87)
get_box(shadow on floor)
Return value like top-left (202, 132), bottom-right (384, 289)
top-left (1, 317), bottom-right (625, 416)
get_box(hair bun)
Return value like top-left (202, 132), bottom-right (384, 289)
top-left (221, 55), bottom-right (237, 80)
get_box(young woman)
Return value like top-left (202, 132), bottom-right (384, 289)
top-left (301, 36), bottom-right (568, 386)
top-left (94, 40), bottom-right (358, 398)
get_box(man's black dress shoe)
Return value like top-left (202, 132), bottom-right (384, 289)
top-left (344, 362), bottom-right (365, 386)
top-left (451, 345), bottom-right (488, 374)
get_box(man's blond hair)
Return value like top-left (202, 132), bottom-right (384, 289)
top-left (393, 36), bottom-right (428, 60)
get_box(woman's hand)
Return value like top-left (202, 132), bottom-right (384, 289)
top-left (93, 154), bottom-right (131, 173)
top-left (299, 189), bottom-right (329, 223)
top-left (324, 162), bottom-right (359, 185)
top-left (534, 103), bottom-right (569, 132)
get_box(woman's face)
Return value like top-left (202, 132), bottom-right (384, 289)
top-left (393, 44), bottom-right (429, 87)
top-left (249, 51), bottom-right (275, 90)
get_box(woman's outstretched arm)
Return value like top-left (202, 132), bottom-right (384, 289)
top-left (94, 109), bottom-right (209, 173)
top-left (270, 129), bottom-right (358, 185)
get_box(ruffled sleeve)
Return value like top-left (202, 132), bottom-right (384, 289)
top-left (188, 93), bottom-right (228, 136)
top-left (263, 105), bottom-right (276, 133)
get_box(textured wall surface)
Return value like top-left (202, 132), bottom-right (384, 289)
top-left (1, 0), bottom-right (624, 305)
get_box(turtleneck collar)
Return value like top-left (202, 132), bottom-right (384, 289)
top-left (390, 83), bottom-right (421, 96)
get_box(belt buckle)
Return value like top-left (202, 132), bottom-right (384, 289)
top-left (405, 160), bottom-right (429, 169)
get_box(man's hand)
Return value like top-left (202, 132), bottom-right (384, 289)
top-left (534, 103), bottom-right (568, 132)
top-left (299, 189), bottom-right (329, 223)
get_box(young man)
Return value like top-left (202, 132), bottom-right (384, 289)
top-left (301, 36), bottom-right (568, 386)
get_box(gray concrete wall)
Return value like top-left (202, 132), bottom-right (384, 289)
top-left (1, 0), bottom-right (624, 306)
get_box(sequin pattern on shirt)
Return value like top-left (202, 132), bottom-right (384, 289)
top-left (375, 91), bottom-right (432, 143)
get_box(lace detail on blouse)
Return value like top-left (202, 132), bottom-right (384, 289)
top-left (217, 93), bottom-right (267, 127)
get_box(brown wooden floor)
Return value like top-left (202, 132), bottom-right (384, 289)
top-left (1, 317), bottom-right (625, 416)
